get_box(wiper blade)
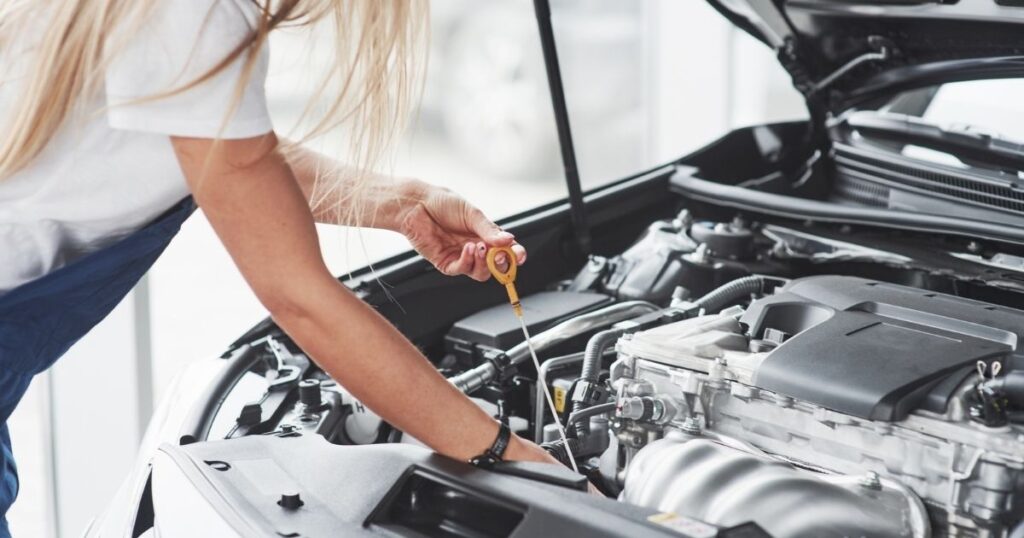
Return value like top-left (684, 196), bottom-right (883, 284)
top-left (841, 111), bottom-right (1024, 171)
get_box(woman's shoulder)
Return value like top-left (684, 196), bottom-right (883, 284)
top-left (119, 0), bottom-right (264, 77)
top-left (105, 0), bottom-right (272, 140)
top-left (153, 0), bottom-right (262, 33)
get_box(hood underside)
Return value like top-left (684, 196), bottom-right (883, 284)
top-left (709, 0), bottom-right (1024, 111)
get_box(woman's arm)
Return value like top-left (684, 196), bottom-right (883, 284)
top-left (284, 143), bottom-right (421, 231)
top-left (170, 133), bottom-right (555, 464)
top-left (285, 143), bottom-right (526, 282)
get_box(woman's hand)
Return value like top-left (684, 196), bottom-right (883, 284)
top-left (505, 435), bottom-right (563, 465)
top-left (398, 181), bottom-right (527, 281)
top-left (506, 436), bottom-right (605, 496)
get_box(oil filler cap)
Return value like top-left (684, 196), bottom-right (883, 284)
top-left (278, 492), bottom-right (304, 510)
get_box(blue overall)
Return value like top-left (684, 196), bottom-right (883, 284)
top-left (0, 197), bottom-right (194, 536)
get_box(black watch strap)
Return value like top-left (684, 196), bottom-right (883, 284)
top-left (470, 417), bottom-right (511, 468)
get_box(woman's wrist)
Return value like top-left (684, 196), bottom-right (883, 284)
top-left (398, 176), bottom-right (430, 204)
top-left (388, 176), bottom-right (430, 233)
top-left (455, 418), bottom-right (548, 465)
top-left (503, 435), bottom-right (533, 461)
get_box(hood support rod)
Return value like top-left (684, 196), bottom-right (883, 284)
top-left (533, 0), bottom-right (591, 256)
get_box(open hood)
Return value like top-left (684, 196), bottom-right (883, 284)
top-left (708, 0), bottom-right (1024, 111)
top-left (531, 0), bottom-right (1024, 259)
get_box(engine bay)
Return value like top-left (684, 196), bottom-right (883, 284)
top-left (182, 205), bottom-right (1024, 538)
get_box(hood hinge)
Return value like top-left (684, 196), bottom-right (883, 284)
top-left (808, 36), bottom-right (894, 98)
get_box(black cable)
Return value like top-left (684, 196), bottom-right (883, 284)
top-left (542, 438), bottom-right (582, 469)
top-left (567, 402), bottom-right (617, 430)
top-left (558, 379), bottom-right (580, 438)
top-left (572, 329), bottom-right (623, 438)
top-left (686, 275), bottom-right (766, 316)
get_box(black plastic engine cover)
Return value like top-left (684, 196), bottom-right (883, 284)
top-left (156, 434), bottom-right (766, 537)
top-left (742, 276), bottom-right (1023, 421)
top-left (446, 290), bottom-right (612, 362)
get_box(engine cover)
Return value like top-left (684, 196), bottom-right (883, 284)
top-left (742, 275), bottom-right (1024, 421)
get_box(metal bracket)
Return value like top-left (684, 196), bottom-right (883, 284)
top-left (483, 350), bottom-right (518, 386)
top-left (268, 364), bottom-right (301, 391)
top-left (809, 37), bottom-right (893, 96)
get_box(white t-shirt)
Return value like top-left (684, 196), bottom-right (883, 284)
top-left (0, 0), bottom-right (273, 294)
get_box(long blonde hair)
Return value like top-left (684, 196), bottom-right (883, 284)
top-left (0, 0), bottom-right (428, 224)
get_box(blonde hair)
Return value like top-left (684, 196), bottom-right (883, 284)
top-left (0, 0), bottom-right (428, 225)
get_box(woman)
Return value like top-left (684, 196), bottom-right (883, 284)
top-left (0, 0), bottom-right (557, 530)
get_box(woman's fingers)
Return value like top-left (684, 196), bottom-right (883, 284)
top-left (445, 240), bottom-right (524, 281)
top-left (472, 262), bottom-right (491, 281)
top-left (491, 243), bottom-right (526, 270)
top-left (511, 243), bottom-right (527, 265)
top-left (475, 240), bottom-right (515, 274)
top-left (444, 242), bottom-right (475, 277)
top-left (449, 242), bottom-right (487, 282)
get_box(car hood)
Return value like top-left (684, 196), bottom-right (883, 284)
top-left (708, 0), bottom-right (1024, 111)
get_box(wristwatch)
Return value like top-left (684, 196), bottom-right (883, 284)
top-left (469, 417), bottom-right (511, 468)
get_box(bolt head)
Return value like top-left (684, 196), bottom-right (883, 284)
top-left (859, 471), bottom-right (882, 490)
top-left (680, 416), bottom-right (702, 435)
top-left (278, 492), bottom-right (304, 509)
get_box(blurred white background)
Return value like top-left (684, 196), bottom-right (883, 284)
top-left (6, 1), bottom-right (806, 536)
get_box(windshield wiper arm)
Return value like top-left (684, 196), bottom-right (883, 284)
top-left (842, 111), bottom-right (1024, 170)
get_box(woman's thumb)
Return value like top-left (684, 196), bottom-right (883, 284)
top-left (469, 209), bottom-right (514, 245)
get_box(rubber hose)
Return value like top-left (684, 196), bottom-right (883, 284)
top-left (574, 329), bottom-right (624, 438)
top-left (542, 437), bottom-right (582, 469)
top-left (986, 371), bottom-right (1024, 406)
top-left (567, 402), bottom-right (617, 430)
top-left (687, 275), bottom-right (765, 316)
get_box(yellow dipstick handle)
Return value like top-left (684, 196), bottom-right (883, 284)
top-left (486, 246), bottom-right (521, 317)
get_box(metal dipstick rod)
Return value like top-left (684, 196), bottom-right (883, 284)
top-left (486, 246), bottom-right (579, 473)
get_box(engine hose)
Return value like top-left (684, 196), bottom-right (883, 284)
top-left (567, 402), bottom-right (617, 429)
top-left (543, 437), bottom-right (582, 469)
top-left (984, 371), bottom-right (1024, 407)
top-left (685, 275), bottom-right (766, 316)
top-left (574, 329), bottom-right (625, 438)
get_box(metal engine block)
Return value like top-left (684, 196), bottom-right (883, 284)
top-left (610, 278), bottom-right (1024, 537)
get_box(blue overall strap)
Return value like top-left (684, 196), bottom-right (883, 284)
top-left (0, 196), bottom-right (195, 535)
